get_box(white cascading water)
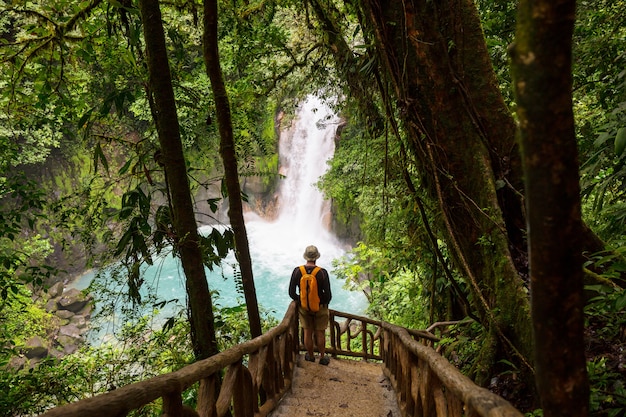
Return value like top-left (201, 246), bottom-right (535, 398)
top-left (276, 95), bottom-right (337, 235)
top-left (245, 95), bottom-right (342, 255)
top-left (239, 94), bottom-right (366, 318)
top-left (74, 95), bottom-right (367, 335)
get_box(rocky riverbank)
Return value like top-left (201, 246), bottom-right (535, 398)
top-left (9, 281), bottom-right (93, 370)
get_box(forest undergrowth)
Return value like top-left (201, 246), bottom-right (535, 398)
top-left (431, 265), bottom-right (626, 416)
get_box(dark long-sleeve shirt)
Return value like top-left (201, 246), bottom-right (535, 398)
top-left (288, 264), bottom-right (332, 306)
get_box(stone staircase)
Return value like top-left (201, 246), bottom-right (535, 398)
top-left (268, 354), bottom-right (401, 417)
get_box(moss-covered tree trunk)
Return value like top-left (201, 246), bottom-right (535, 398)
top-left (138, 0), bottom-right (219, 359)
top-left (358, 0), bottom-right (533, 383)
top-left (510, 0), bottom-right (589, 415)
top-left (203, 0), bottom-right (262, 338)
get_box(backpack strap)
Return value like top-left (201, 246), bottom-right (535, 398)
top-left (299, 265), bottom-right (321, 276)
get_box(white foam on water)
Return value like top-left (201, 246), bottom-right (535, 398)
top-left (76, 94), bottom-right (367, 339)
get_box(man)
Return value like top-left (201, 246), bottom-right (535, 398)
top-left (289, 245), bottom-right (332, 365)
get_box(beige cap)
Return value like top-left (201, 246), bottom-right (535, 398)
top-left (303, 245), bottom-right (321, 261)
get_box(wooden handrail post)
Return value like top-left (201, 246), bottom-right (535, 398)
top-left (329, 310), bottom-right (337, 354)
top-left (361, 322), bottom-right (367, 359)
top-left (162, 390), bottom-right (184, 416)
top-left (241, 365), bottom-right (256, 417)
top-left (264, 341), bottom-right (277, 398)
top-left (197, 375), bottom-right (218, 417)
top-left (217, 362), bottom-right (240, 416)
top-left (231, 362), bottom-right (246, 417)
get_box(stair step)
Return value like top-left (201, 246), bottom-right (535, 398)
top-left (269, 355), bottom-right (400, 417)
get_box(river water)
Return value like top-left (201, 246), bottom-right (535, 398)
top-left (74, 95), bottom-right (367, 336)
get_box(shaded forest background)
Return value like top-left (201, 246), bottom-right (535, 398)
top-left (0, 0), bottom-right (625, 416)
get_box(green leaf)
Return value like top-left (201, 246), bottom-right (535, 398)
top-left (593, 130), bottom-right (611, 147)
top-left (615, 127), bottom-right (626, 156)
top-left (108, 0), bottom-right (124, 9)
top-left (114, 90), bottom-right (129, 116)
top-left (93, 143), bottom-right (109, 174)
top-left (162, 317), bottom-right (176, 332)
top-left (118, 159), bottom-right (133, 176)
top-left (77, 107), bottom-right (94, 129)
top-left (115, 228), bottom-right (133, 256)
top-left (615, 291), bottom-right (626, 311)
top-left (99, 97), bottom-right (113, 117)
top-left (207, 198), bottom-right (220, 213)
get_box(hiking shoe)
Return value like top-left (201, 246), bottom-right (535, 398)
top-left (319, 356), bottom-right (330, 366)
top-left (304, 353), bottom-right (315, 362)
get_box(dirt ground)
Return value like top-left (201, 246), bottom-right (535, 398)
top-left (269, 354), bottom-right (401, 417)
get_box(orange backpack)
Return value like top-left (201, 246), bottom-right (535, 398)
top-left (299, 265), bottom-right (321, 312)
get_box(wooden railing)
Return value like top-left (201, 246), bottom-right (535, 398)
top-left (39, 302), bottom-right (300, 417)
top-left (326, 309), bottom-right (383, 360)
top-left (326, 309), bottom-right (438, 361)
top-left (381, 322), bottom-right (524, 417)
top-left (318, 309), bottom-right (523, 417)
top-left (39, 303), bottom-right (524, 417)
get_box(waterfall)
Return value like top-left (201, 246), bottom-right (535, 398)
top-left (244, 95), bottom-right (343, 260)
top-left (276, 95), bottom-right (338, 236)
top-left (74, 95), bottom-right (367, 335)
top-left (239, 94), bottom-right (366, 317)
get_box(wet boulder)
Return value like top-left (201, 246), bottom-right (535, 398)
top-left (47, 282), bottom-right (64, 298)
top-left (23, 336), bottom-right (48, 359)
top-left (59, 324), bottom-right (82, 340)
top-left (57, 288), bottom-right (90, 313)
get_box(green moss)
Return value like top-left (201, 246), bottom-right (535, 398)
top-left (1, 291), bottom-right (58, 349)
top-left (260, 101), bottom-right (278, 151)
top-left (472, 327), bottom-right (498, 385)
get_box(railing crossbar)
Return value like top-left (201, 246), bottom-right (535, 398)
top-left (38, 304), bottom-right (524, 417)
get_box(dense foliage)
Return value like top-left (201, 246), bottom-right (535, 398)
top-left (322, 0), bottom-right (625, 414)
top-left (0, 0), bottom-right (624, 415)
top-left (0, 0), bottom-right (296, 413)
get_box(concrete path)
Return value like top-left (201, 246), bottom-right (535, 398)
top-left (268, 354), bottom-right (401, 417)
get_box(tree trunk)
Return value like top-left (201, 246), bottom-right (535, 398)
top-left (510, 0), bottom-right (590, 415)
top-left (358, 0), bottom-right (534, 378)
top-left (203, 0), bottom-right (262, 338)
top-left (138, 0), bottom-right (218, 359)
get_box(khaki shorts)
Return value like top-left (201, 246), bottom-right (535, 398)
top-left (298, 305), bottom-right (329, 331)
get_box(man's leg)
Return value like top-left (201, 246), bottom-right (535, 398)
top-left (314, 329), bottom-right (326, 356)
top-left (314, 307), bottom-right (330, 365)
top-left (304, 328), bottom-right (315, 360)
top-left (299, 308), bottom-right (315, 362)
top-left (304, 328), bottom-right (314, 354)
top-left (315, 329), bottom-right (330, 365)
